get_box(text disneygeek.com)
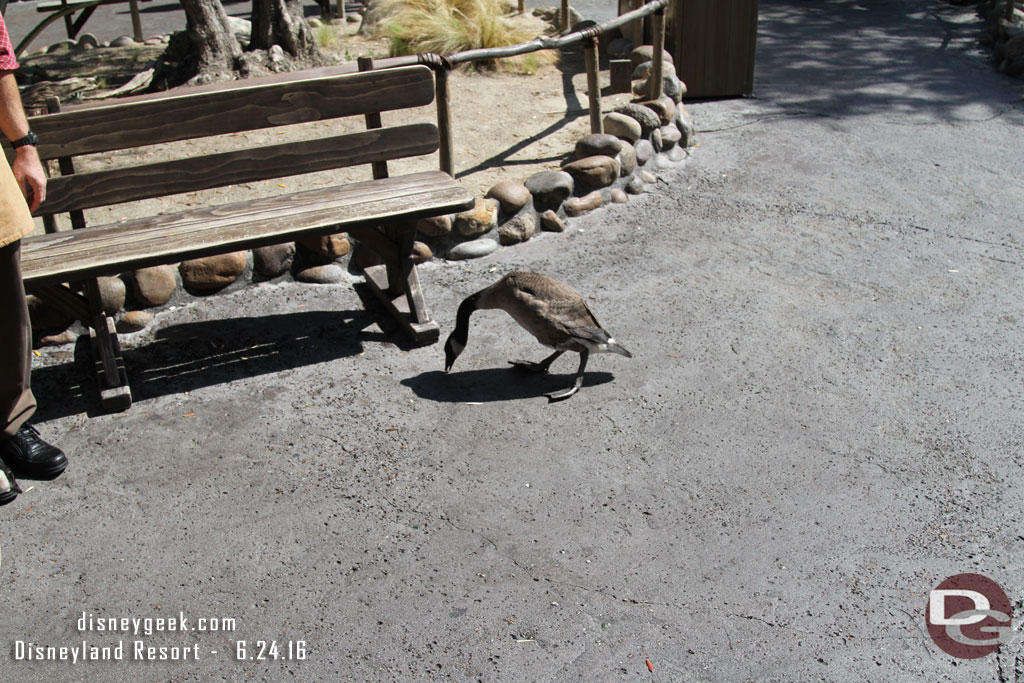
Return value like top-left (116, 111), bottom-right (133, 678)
top-left (12, 612), bottom-right (307, 664)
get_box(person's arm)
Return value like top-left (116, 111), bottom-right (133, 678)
top-left (0, 71), bottom-right (45, 213)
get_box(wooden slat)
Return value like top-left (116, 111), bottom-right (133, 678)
top-left (18, 66), bottom-right (436, 161)
top-left (22, 171), bottom-right (474, 286)
top-left (38, 123), bottom-right (440, 215)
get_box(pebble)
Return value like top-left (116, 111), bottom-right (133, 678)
top-left (540, 210), bottom-right (566, 232)
top-left (485, 181), bottom-right (532, 214)
top-left (628, 45), bottom-right (674, 68)
top-left (639, 97), bottom-right (676, 126)
top-left (453, 198), bottom-right (499, 237)
top-left (253, 243), bottom-right (295, 278)
top-left (37, 330), bottom-right (76, 346)
top-left (574, 133), bottom-right (623, 159)
top-left (295, 264), bottom-right (346, 284)
top-left (76, 34), bottom-right (99, 50)
top-left (446, 238), bottom-right (499, 260)
top-left (129, 265), bottom-right (177, 307)
top-left (564, 191), bottom-right (603, 217)
top-left (179, 252), bottom-right (247, 291)
top-left (610, 188), bottom-right (629, 204)
top-left (650, 127), bottom-right (663, 152)
top-left (675, 104), bottom-right (696, 147)
top-left (562, 155), bottom-right (619, 189)
top-left (498, 211), bottom-right (537, 245)
top-left (525, 170), bottom-right (574, 211)
top-left (109, 36), bottom-right (136, 47)
top-left (618, 142), bottom-right (637, 175)
top-left (602, 112), bottom-right (642, 143)
top-left (411, 241), bottom-right (433, 264)
top-left (116, 310), bottom-right (153, 333)
top-left (416, 214), bottom-right (452, 238)
top-left (626, 176), bottom-right (646, 195)
top-left (634, 74), bottom-right (687, 103)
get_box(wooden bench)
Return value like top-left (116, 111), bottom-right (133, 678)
top-left (12, 64), bottom-right (474, 411)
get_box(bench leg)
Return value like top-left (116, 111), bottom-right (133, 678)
top-left (349, 223), bottom-right (440, 344)
top-left (84, 280), bottom-right (132, 411)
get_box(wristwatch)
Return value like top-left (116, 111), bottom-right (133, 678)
top-left (10, 130), bottom-right (38, 148)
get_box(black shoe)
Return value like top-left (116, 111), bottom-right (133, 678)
top-left (0, 459), bottom-right (22, 506)
top-left (1, 424), bottom-right (68, 480)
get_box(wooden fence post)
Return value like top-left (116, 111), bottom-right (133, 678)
top-left (585, 36), bottom-right (603, 134)
top-left (649, 4), bottom-right (665, 100)
top-left (435, 67), bottom-right (455, 177)
top-left (561, 0), bottom-right (570, 31)
top-left (128, 0), bottom-right (143, 42)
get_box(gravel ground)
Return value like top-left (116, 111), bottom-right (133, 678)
top-left (4, 1), bottom-right (1024, 682)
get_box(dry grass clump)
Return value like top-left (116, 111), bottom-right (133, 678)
top-left (379, 0), bottom-right (558, 73)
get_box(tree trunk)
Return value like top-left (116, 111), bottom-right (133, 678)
top-left (250, 0), bottom-right (319, 58)
top-left (179, 0), bottom-right (243, 80)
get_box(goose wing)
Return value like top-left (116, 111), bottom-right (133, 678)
top-left (506, 272), bottom-right (611, 348)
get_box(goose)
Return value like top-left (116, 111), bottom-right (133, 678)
top-left (444, 271), bottom-right (633, 401)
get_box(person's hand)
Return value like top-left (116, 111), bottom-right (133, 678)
top-left (12, 145), bottom-right (46, 213)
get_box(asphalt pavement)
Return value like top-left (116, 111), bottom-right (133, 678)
top-left (3, 0), bottom-right (1024, 681)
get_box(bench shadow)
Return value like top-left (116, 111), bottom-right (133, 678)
top-left (401, 368), bottom-right (614, 403)
top-left (31, 309), bottom-right (393, 423)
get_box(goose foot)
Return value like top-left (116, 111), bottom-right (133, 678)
top-left (508, 350), bottom-right (564, 374)
top-left (545, 382), bottom-right (581, 402)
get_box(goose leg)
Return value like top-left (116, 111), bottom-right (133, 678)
top-left (509, 350), bottom-right (563, 373)
top-left (546, 350), bottom-right (588, 402)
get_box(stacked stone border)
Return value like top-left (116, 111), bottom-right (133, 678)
top-left (977, 0), bottom-right (1024, 77)
top-left (27, 36), bottom-right (695, 345)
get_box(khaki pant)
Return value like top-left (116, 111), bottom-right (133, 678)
top-left (0, 239), bottom-right (35, 438)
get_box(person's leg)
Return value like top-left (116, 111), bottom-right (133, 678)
top-left (0, 240), bottom-right (66, 481)
top-left (0, 239), bottom-right (35, 439)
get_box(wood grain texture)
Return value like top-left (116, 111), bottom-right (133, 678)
top-left (19, 66), bottom-right (436, 160)
top-left (38, 123), bottom-right (440, 215)
top-left (672, 0), bottom-right (759, 98)
top-left (22, 171), bottom-right (474, 286)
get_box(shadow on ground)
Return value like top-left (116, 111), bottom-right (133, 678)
top-left (30, 308), bottom-right (393, 422)
top-left (402, 367), bottom-right (613, 402)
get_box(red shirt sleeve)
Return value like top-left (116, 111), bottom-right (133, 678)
top-left (0, 15), bottom-right (20, 72)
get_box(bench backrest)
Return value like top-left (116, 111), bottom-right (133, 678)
top-left (17, 65), bottom-right (439, 220)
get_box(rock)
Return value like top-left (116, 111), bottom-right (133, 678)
top-left (76, 33), bottom-right (99, 50)
top-left (639, 97), bottom-right (676, 126)
top-left (227, 16), bottom-right (252, 43)
top-left (654, 153), bottom-right (674, 169)
top-left (309, 17), bottom-right (324, 28)
top-left (607, 37), bottom-right (634, 58)
top-left (629, 45), bottom-right (674, 68)
top-left (574, 133), bottom-right (623, 159)
top-left (675, 104), bottom-right (696, 147)
top-left (116, 310), bottom-right (153, 333)
top-left (109, 36), bottom-right (136, 47)
top-left (297, 233), bottom-right (350, 264)
top-left (633, 60), bottom-right (653, 80)
top-left (564, 191), bottom-right (603, 217)
top-left (253, 243), bottom-right (295, 278)
top-left (532, 5), bottom-right (583, 27)
top-left (416, 214), bottom-right (452, 238)
top-left (453, 198), bottom-right (499, 237)
top-left (638, 169), bottom-right (658, 183)
top-left (446, 238), bottom-right (499, 260)
top-left (667, 145), bottom-right (689, 163)
top-left (525, 170), bottom-right (574, 211)
top-left (660, 124), bottom-right (682, 149)
top-left (37, 330), bottom-right (76, 346)
top-left (615, 103), bottom-right (661, 136)
top-left (603, 112), bottom-right (642, 143)
top-left (411, 241), bottom-right (433, 264)
top-left (144, 36), bottom-right (166, 46)
top-left (485, 181), bottom-right (532, 214)
top-left (96, 276), bottom-right (126, 316)
top-left (626, 176), bottom-right (646, 195)
top-left (540, 210), bottom-right (566, 232)
top-left (634, 73), bottom-right (687, 103)
top-left (128, 265), bottom-right (177, 307)
top-left (610, 188), bottom-right (629, 204)
top-left (179, 252), bottom-right (247, 291)
top-left (26, 295), bottom-right (74, 332)
top-left (295, 264), bottom-right (346, 284)
top-left (563, 155), bottom-right (619, 190)
top-left (46, 41), bottom-right (76, 53)
top-left (635, 139), bottom-right (655, 165)
top-left (650, 127), bottom-right (663, 152)
top-left (618, 143), bottom-right (637, 176)
top-left (498, 211), bottom-right (537, 245)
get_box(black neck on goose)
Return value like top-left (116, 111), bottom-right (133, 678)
top-left (452, 293), bottom-right (480, 345)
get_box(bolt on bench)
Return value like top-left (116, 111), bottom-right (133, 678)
top-left (12, 64), bottom-right (474, 411)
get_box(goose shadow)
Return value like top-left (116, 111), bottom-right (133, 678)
top-left (401, 368), bottom-right (614, 403)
